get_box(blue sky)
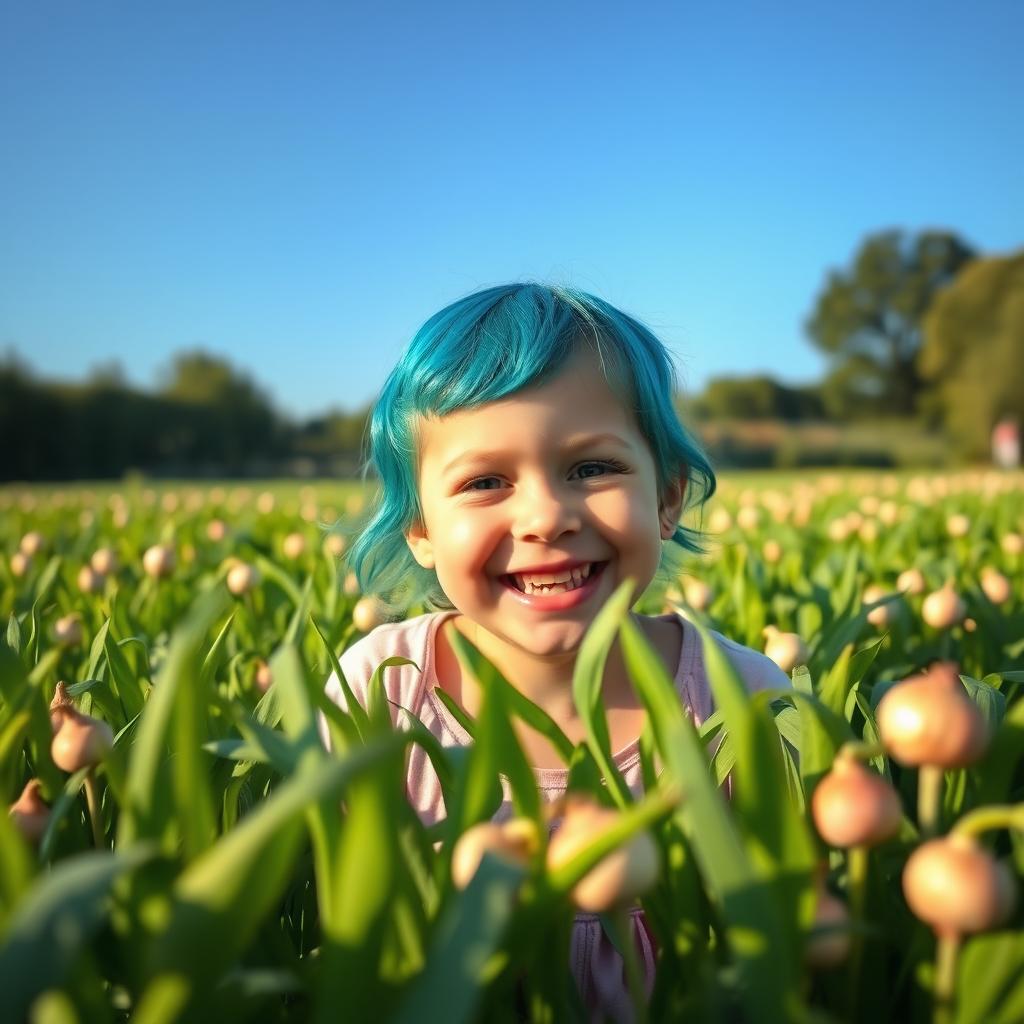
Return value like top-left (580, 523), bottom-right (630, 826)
top-left (2, 1), bottom-right (1021, 419)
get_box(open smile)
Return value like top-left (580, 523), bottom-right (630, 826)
top-left (499, 561), bottom-right (609, 610)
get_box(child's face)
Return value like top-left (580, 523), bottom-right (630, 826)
top-left (405, 347), bottom-right (685, 662)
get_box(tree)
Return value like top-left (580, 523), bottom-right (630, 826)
top-left (805, 230), bottom-right (976, 418)
top-left (158, 350), bottom-right (286, 466)
top-left (919, 249), bottom-right (1024, 458)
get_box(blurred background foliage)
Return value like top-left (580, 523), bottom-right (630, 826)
top-left (5, 228), bottom-right (1022, 481)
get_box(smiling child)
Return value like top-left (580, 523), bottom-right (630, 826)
top-left (319, 283), bottom-right (789, 1020)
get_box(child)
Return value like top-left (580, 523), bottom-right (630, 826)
top-left (319, 283), bottom-right (789, 1021)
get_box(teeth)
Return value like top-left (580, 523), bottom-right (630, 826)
top-left (512, 563), bottom-right (595, 595)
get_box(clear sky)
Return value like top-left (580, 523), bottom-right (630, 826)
top-left (2, 1), bottom-right (1021, 420)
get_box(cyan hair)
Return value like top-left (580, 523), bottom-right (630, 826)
top-left (346, 283), bottom-right (716, 608)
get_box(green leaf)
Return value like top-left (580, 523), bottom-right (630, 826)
top-left (135, 733), bottom-right (408, 1024)
top-left (960, 675), bottom-right (1007, 729)
top-left (7, 613), bottom-right (22, 655)
top-left (432, 686), bottom-right (477, 738)
top-left (103, 623), bottom-right (146, 721)
top-left (85, 619), bottom-right (110, 681)
top-left (955, 929), bottom-right (1024, 1024)
top-left (311, 615), bottom-right (370, 741)
top-left (118, 589), bottom-right (227, 851)
top-left (445, 626), bottom-right (540, 824)
top-left (571, 580), bottom-right (636, 809)
top-left (393, 853), bottom-right (526, 1024)
top-left (618, 603), bottom-right (804, 1021)
top-left (198, 611), bottom-right (235, 690)
top-left (1, 844), bottom-right (157, 1022)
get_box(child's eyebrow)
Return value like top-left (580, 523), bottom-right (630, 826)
top-left (440, 433), bottom-right (634, 477)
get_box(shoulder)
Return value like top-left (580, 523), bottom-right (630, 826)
top-left (326, 612), bottom-right (443, 712)
top-left (707, 629), bottom-right (791, 694)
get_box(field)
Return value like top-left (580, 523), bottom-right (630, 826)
top-left (1, 470), bottom-right (1022, 1024)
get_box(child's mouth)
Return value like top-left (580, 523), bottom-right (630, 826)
top-left (500, 561), bottom-right (608, 604)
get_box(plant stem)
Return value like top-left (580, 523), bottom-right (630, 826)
top-left (933, 931), bottom-right (960, 1024)
top-left (845, 844), bottom-right (869, 1020)
top-left (950, 803), bottom-right (1024, 841)
top-left (918, 765), bottom-right (945, 838)
top-left (83, 770), bottom-right (105, 848)
top-left (838, 740), bottom-right (885, 763)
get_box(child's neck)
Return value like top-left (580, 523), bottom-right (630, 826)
top-left (439, 612), bottom-right (673, 723)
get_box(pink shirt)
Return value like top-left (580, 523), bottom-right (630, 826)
top-left (319, 611), bottom-right (788, 1022)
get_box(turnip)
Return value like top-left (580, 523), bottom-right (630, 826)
top-left (811, 752), bottom-right (902, 849)
top-left (921, 583), bottom-right (966, 630)
top-left (142, 544), bottom-right (176, 579)
top-left (8, 779), bottom-right (50, 846)
top-left (226, 562), bottom-right (260, 596)
top-left (546, 797), bottom-right (660, 913)
top-left (451, 818), bottom-right (538, 889)
top-left (762, 626), bottom-right (809, 673)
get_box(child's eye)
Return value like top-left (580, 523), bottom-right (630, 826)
top-left (463, 476), bottom-right (503, 491)
top-left (573, 459), bottom-right (628, 480)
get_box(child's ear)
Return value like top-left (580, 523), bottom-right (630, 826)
top-left (658, 476), bottom-right (687, 540)
top-left (405, 519), bottom-right (435, 569)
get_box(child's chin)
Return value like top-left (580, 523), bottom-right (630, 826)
top-left (512, 626), bottom-right (589, 659)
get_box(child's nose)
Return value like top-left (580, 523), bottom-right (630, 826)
top-left (510, 481), bottom-right (582, 542)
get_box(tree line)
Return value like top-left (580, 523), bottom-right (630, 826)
top-left (0, 352), bottom-right (371, 481)
top-left (3, 230), bottom-right (1021, 480)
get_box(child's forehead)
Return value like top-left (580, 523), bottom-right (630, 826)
top-left (410, 360), bottom-right (646, 465)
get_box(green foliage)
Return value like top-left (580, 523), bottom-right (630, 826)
top-left (920, 249), bottom-right (1024, 458)
top-left (806, 229), bottom-right (975, 417)
top-left (0, 473), bottom-right (1022, 1022)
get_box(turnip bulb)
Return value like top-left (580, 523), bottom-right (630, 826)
top-left (9, 551), bottom-right (32, 578)
top-left (51, 706), bottom-right (114, 773)
top-left (896, 567), bottom-right (926, 596)
top-left (451, 818), bottom-right (538, 889)
top-left (324, 533), bottom-right (347, 558)
top-left (945, 514), bottom-right (970, 538)
top-left (762, 626), bottom-right (809, 674)
top-left (546, 797), bottom-right (661, 913)
top-left (226, 562), bottom-right (260, 596)
top-left (282, 532), bottom-right (306, 560)
top-left (19, 531), bottom-right (45, 557)
top-left (142, 544), bottom-right (176, 579)
top-left (206, 519), bottom-right (228, 542)
top-left (77, 565), bottom-right (105, 594)
top-left (682, 577), bottom-right (713, 611)
top-left (980, 568), bottom-right (1011, 606)
top-left (49, 681), bottom-right (73, 731)
top-left (862, 585), bottom-right (896, 628)
top-left (921, 583), bottom-right (966, 630)
top-left (53, 613), bottom-right (83, 647)
top-left (876, 663), bottom-right (990, 768)
top-left (1000, 532), bottom-right (1023, 556)
top-left (254, 660), bottom-right (273, 693)
top-left (90, 547), bottom-right (118, 575)
top-left (352, 596), bottom-right (387, 633)
top-left (8, 780), bottom-right (50, 846)
top-left (811, 753), bottom-right (902, 849)
top-left (903, 835), bottom-right (1017, 937)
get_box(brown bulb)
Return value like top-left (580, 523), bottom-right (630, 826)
top-left (877, 663), bottom-right (990, 768)
top-left (903, 835), bottom-right (1017, 937)
top-left (811, 754), bottom-right (902, 849)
